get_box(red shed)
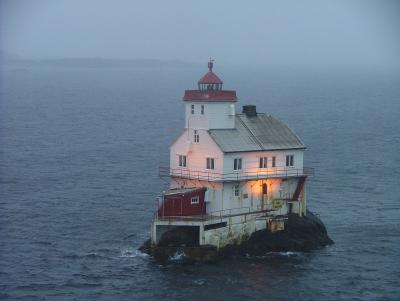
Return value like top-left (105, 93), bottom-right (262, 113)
top-left (158, 187), bottom-right (207, 217)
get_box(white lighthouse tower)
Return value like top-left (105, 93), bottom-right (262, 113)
top-left (152, 60), bottom-right (312, 248)
top-left (183, 59), bottom-right (236, 131)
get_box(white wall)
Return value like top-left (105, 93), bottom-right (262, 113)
top-left (184, 102), bottom-right (235, 130)
top-left (221, 178), bottom-right (302, 214)
top-left (222, 149), bottom-right (304, 175)
top-left (170, 129), bottom-right (224, 174)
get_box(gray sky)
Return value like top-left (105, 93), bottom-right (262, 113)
top-left (1, 0), bottom-right (399, 69)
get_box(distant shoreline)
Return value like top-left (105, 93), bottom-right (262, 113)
top-left (1, 57), bottom-right (199, 69)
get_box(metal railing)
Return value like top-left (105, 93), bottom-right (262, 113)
top-left (154, 202), bottom-right (286, 222)
top-left (159, 166), bottom-right (313, 182)
top-left (155, 205), bottom-right (259, 222)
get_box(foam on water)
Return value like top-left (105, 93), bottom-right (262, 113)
top-left (120, 248), bottom-right (149, 258)
top-left (169, 251), bottom-right (186, 262)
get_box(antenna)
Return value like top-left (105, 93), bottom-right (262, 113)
top-left (208, 57), bottom-right (214, 71)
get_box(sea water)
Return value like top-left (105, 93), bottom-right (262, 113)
top-left (1, 63), bottom-right (399, 300)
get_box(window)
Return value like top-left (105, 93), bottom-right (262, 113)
top-left (272, 156), bottom-right (276, 167)
top-left (191, 104), bottom-right (194, 114)
top-left (286, 155), bottom-right (294, 167)
top-left (233, 158), bottom-right (242, 170)
top-left (259, 157), bottom-right (268, 168)
top-left (194, 130), bottom-right (200, 143)
top-left (178, 155), bottom-right (186, 167)
top-left (234, 184), bottom-right (240, 196)
top-left (191, 196), bottom-right (199, 204)
top-left (206, 157), bottom-right (215, 170)
top-left (201, 105), bottom-right (204, 115)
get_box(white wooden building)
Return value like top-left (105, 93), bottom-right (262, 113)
top-left (151, 61), bottom-right (312, 248)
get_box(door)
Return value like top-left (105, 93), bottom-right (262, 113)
top-left (262, 183), bottom-right (268, 210)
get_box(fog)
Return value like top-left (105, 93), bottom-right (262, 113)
top-left (1, 0), bottom-right (399, 70)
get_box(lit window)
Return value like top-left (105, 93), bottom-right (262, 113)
top-left (259, 157), bottom-right (268, 168)
top-left (234, 184), bottom-right (239, 196)
top-left (233, 158), bottom-right (242, 170)
top-left (191, 196), bottom-right (199, 204)
top-left (194, 130), bottom-right (199, 143)
top-left (178, 155), bottom-right (186, 167)
top-left (272, 156), bottom-right (276, 167)
top-left (286, 155), bottom-right (294, 167)
top-left (191, 104), bottom-right (195, 114)
top-left (201, 105), bottom-right (204, 115)
top-left (206, 157), bottom-right (215, 170)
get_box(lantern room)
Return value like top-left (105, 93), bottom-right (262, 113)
top-left (197, 60), bottom-right (223, 91)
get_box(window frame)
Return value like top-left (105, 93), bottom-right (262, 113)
top-left (259, 157), bottom-right (268, 168)
top-left (233, 158), bottom-right (242, 171)
top-left (201, 105), bottom-right (204, 115)
top-left (286, 155), bottom-right (294, 167)
top-left (272, 156), bottom-right (276, 168)
top-left (190, 196), bottom-right (199, 204)
top-left (234, 184), bottom-right (240, 197)
top-left (191, 104), bottom-right (195, 114)
top-left (194, 130), bottom-right (200, 143)
top-left (178, 155), bottom-right (187, 167)
top-left (206, 157), bottom-right (215, 170)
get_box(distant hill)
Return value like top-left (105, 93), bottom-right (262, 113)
top-left (1, 53), bottom-right (198, 69)
top-left (0, 50), bottom-right (25, 60)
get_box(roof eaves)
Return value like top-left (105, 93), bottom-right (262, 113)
top-left (220, 145), bottom-right (307, 153)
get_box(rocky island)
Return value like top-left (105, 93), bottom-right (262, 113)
top-left (139, 210), bottom-right (333, 262)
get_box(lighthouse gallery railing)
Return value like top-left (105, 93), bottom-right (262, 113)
top-left (159, 166), bottom-right (314, 182)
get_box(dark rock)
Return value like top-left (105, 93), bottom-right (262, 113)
top-left (220, 210), bottom-right (333, 257)
top-left (138, 238), bottom-right (152, 254)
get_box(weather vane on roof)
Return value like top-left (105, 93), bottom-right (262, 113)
top-left (208, 57), bottom-right (214, 72)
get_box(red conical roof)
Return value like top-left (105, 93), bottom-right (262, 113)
top-left (198, 59), bottom-right (223, 84)
top-left (183, 59), bottom-right (237, 102)
top-left (198, 71), bottom-right (223, 84)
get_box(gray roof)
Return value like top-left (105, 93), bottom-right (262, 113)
top-left (209, 113), bottom-right (306, 153)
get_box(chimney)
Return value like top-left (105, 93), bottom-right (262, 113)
top-left (242, 105), bottom-right (257, 117)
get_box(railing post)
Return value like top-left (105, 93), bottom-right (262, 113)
top-left (163, 195), bottom-right (165, 218)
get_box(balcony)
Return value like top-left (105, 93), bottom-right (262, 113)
top-left (159, 166), bottom-right (314, 182)
top-left (155, 205), bottom-right (276, 222)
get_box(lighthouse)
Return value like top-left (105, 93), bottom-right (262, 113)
top-left (151, 60), bottom-right (312, 249)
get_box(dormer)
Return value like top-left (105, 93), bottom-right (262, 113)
top-left (182, 59), bottom-right (237, 130)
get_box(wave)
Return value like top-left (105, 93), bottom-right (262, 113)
top-left (120, 248), bottom-right (149, 258)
